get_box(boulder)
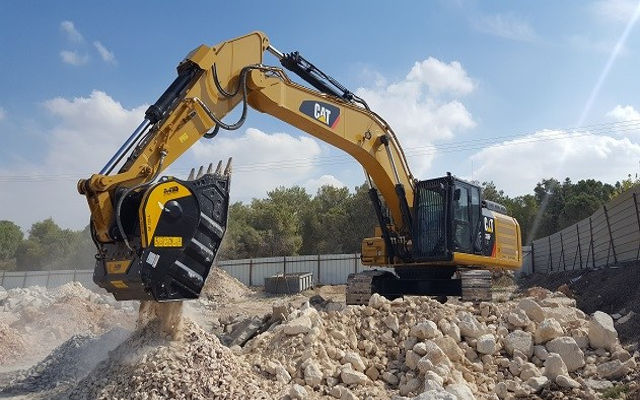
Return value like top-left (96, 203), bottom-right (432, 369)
top-left (434, 336), bottom-right (465, 362)
top-left (544, 353), bottom-right (568, 380)
top-left (304, 362), bottom-right (323, 386)
top-left (545, 337), bottom-right (585, 372)
top-left (410, 321), bottom-right (439, 340)
top-left (446, 383), bottom-right (476, 400)
top-left (556, 374), bottom-right (580, 389)
top-left (504, 330), bottom-right (533, 358)
top-left (508, 309), bottom-right (530, 327)
top-left (458, 312), bottom-right (485, 339)
top-left (289, 383), bottom-right (308, 399)
top-left (341, 368), bottom-right (369, 385)
top-left (588, 311), bottom-right (618, 350)
top-left (283, 316), bottom-right (312, 335)
top-left (365, 365), bottom-right (379, 381)
top-left (417, 341), bottom-right (450, 371)
top-left (275, 364), bottom-right (291, 384)
top-left (534, 318), bottom-right (564, 344)
top-left (342, 352), bottom-right (366, 372)
top-left (399, 377), bottom-right (421, 396)
top-left (526, 376), bottom-right (549, 393)
top-left (596, 359), bottom-right (629, 379)
top-left (384, 315), bottom-right (400, 333)
top-left (368, 293), bottom-right (388, 309)
top-left (476, 334), bottom-right (496, 355)
top-left (382, 371), bottom-right (399, 385)
top-left (518, 298), bottom-right (545, 323)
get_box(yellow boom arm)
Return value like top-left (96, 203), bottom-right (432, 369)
top-left (79, 31), bottom-right (415, 245)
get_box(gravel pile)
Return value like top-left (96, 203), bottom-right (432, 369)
top-left (63, 319), bottom-right (281, 400)
top-left (240, 288), bottom-right (639, 400)
top-left (202, 267), bottom-right (252, 301)
top-left (0, 282), bottom-right (137, 366)
top-left (1, 328), bottom-right (129, 394)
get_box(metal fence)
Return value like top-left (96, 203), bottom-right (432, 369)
top-left (529, 185), bottom-right (640, 274)
top-left (0, 254), bottom-right (387, 290)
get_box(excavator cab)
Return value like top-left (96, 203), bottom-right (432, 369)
top-left (412, 174), bottom-right (484, 261)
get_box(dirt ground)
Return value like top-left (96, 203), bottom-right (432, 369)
top-left (518, 264), bottom-right (640, 346)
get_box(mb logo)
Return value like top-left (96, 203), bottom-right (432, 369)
top-left (299, 100), bottom-right (341, 128)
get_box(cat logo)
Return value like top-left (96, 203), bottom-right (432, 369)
top-left (484, 216), bottom-right (494, 233)
top-left (163, 186), bottom-right (179, 195)
top-left (299, 100), bottom-right (341, 128)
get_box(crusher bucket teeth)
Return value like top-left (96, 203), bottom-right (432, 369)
top-left (94, 158), bottom-right (232, 302)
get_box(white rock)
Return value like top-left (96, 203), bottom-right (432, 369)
top-left (417, 341), bottom-right (450, 372)
top-left (384, 315), bottom-right (400, 333)
top-left (446, 383), bottom-right (476, 400)
top-left (534, 318), bottom-right (564, 344)
top-left (405, 350), bottom-right (421, 370)
top-left (410, 321), bottom-right (439, 340)
top-left (533, 345), bottom-right (549, 361)
top-left (413, 342), bottom-right (428, 356)
top-left (596, 359), bottom-right (629, 379)
top-left (508, 309), bottom-right (530, 327)
top-left (458, 312), bottom-right (485, 339)
top-left (283, 316), bottom-right (312, 335)
top-left (289, 383), bottom-right (308, 399)
top-left (304, 362), bottom-right (323, 386)
top-left (341, 368), bottom-right (368, 385)
top-left (274, 364), bottom-right (291, 383)
top-left (544, 353), bottom-right (568, 380)
top-left (341, 387), bottom-right (357, 400)
top-left (413, 390), bottom-right (458, 400)
top-left (368, 293), bottom-right (387, 309)
top-left (584, 379), bottom-right (613, 391)
top-left (526, 376), bottom-right (549, 392)
top-left (495, 382), bottom-right (508, 399)
top-left (476, 334), bottom-right (496, 355)
top-left (518, 298), bottom-right (545, 323)
top-left (571, 328), bottom-right (589, 349)
top-left (434, 336), bottom-right (464, 362)
top-left (365, 365), bottom-right (379, 381)
top-left (399, 377), bottom-right (421, 396)
top-left (504, 330), bottom-right (533, 358)
top-left (342, 352), bottom-right (366, 371)
top-left (545, 337), bottom-right (585, 372)
top-left (440, 320), bottom-right (462, 342)
top-left (382, 371), bottom-right (399, 385)
top-left (519, 362), bottom-right (541, 380)
top-left (588, 311), bottom-right (619, 350)
top-left (556, 374), bottom-right (580, 389)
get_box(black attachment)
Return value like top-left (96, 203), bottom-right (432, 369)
top-left (368, 188), bottom-right (395, 263)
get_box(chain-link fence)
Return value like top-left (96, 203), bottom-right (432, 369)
top-left (528, 185), bottom-right (640, 274)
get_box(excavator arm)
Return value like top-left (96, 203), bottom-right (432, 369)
top-left (79, 31), bottom-right (418, 301)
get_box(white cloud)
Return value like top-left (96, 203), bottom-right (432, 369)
top-left (470, 130), bottom-right (640, 195)
top-left (60, 50), bottom-right (89, 66)
top-left (191, 128), bottom-right (323, 201)
top-left (93, 41), bottom-right (116, 64)
top-left (472, 13), bottom-right (538, 42)
top-left (0, 91), bottom-right (146, 230)
top-left (406, 58), bottom-right (474, 95)
top-left (607, 104), bottom-right (640, 121)
top-left (590, 0), bottom-right (640, 23)
top-left (304, 175), bottom-right (346, 195)
top-left (356, 58), bottom-right (476, 176)
top-left (0, 107), bottom-right (5, 121)
top-left (60, 20), bottom-right (84, 42)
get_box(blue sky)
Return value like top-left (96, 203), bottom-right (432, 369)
top-left (1, 1), bottom-right (640, 230)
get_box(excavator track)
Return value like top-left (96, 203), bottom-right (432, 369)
top-left (459, 269), bottom-right (492, 302)
top-left (346, 270), bottom-right (388, 305)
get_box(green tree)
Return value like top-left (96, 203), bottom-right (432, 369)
top-left (15, 218), bottom-right (78, 270)
top-left (0, 220), bottom-right (23, 261)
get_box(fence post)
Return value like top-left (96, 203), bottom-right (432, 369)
top-left (589, 217), bottom-right (596, 268)
top-left (283, 255), bottom-right (287, 276)
top-left (575, 224), bottom-right (583, 270)
top-left (530, 242), bottom-right (535, 274)
top-left (353, 253), bottom-right (358, 274)
top-left (559, 232), bottom-right (566, 271)
top-left (603, 205), bottom-right (618, 266)
top-left (317, 254), bottom-right (321, 285)
top-left (45, 270), bottom-right (51, 288)
top-left (249, 258), bottom-right (253, 286)
top-left (548, 236), bottom-right (553, 272)
top-left (633, 193), bottom-right (640, 261)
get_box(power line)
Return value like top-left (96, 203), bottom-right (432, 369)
top-left (1, 119), bottom-right (639, 183)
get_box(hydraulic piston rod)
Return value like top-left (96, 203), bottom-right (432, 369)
top-left (99, 119), bottom-right (151, 175)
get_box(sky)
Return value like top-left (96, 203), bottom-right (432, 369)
top-left (1, 1), bottom-right (640, 231)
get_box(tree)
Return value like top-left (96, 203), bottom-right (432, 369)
top-left (0, 220), bottom-right (23, 261)
top-left (15, 218), bottom-right (78, 270)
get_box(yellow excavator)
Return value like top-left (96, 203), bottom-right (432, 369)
top-left (78, 31), bottom-right (521, 304)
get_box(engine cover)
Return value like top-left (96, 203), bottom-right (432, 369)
top-left (93, 165), bottom-right (230, 301)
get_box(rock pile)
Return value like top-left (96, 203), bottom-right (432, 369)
top-left (202, 266), bottom-right (252, 301)
top-left (1, 328), bottom-right (129, 394)
top-left (64, 319), bottom-right (281, 400)
top-left (240, 288), bottom-right (638, 400)
top-left (0, 282), bottom-right (136, 366)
